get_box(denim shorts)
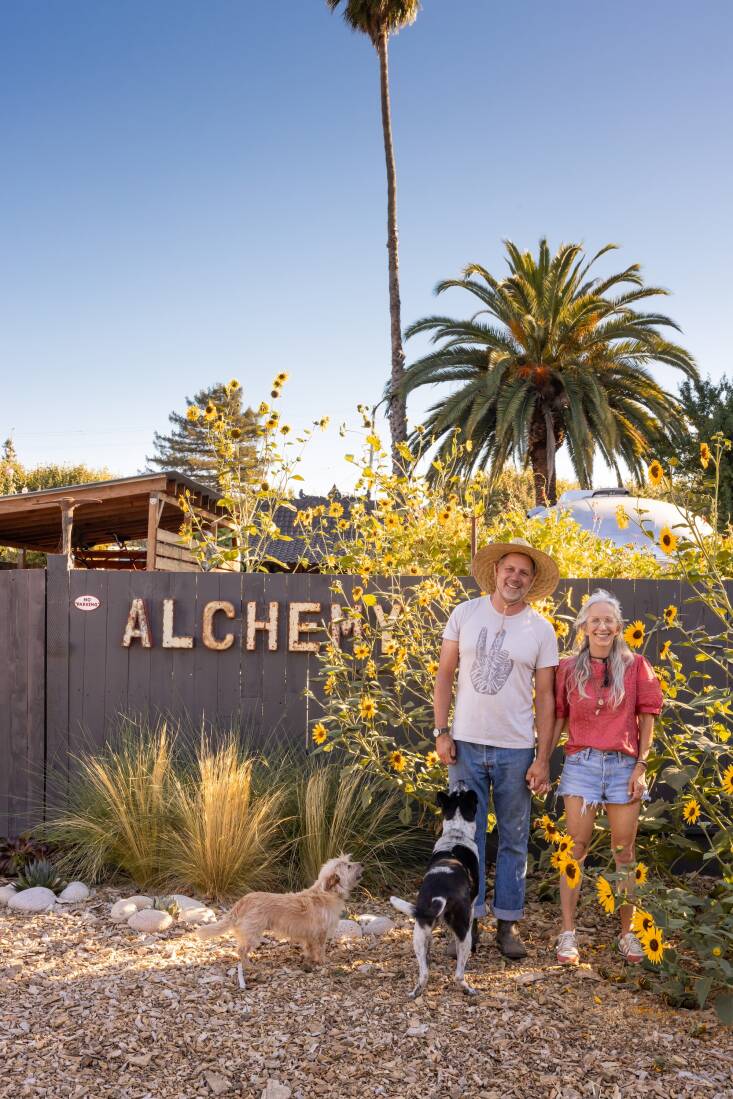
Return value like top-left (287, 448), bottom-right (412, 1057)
top-left (557, 747), bottom-right (643, 808)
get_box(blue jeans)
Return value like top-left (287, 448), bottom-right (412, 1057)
top-left (448, 741), bottom-right (534, 921)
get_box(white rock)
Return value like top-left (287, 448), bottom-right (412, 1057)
top-left (57, 881), bottom-right (90, 903)
top-left (171, 894), bottom-right (206, 911)
top-left (127, 909), bottom-right (173, 933)
top-left (357, 914), bottom-right (395, 936)
top-left (179, 905), bottom-right (216, 925)
top-left (110, 899), bottom-right (139, 923)
top-left (0, 884), bottom-right (18, 906)
top-left (261, 1082), bottom-right (291, 1099)
top-left (7, 886), bottom-right (57, 913)
top-left (127, 894), bottom-right (153, 910)
top-left (335, 919), bottom-right (362, 939)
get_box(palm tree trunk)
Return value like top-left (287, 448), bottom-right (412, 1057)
top-left (376, 27), bottom-right (407, 469)
top-left (529, 408), bottom-right (557, 506)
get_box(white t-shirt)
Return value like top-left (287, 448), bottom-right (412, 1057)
top-left (442, 597), bottom-right (559, 749)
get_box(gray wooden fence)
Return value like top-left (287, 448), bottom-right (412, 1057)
top-left (0, 559), bottom-right (720, 835)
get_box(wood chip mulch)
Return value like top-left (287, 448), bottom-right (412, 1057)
top-left (1, 886), bottom-right (731, 1099)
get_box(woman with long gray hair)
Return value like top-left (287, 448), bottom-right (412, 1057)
top-left (550, 589), bottom-right (663, 966)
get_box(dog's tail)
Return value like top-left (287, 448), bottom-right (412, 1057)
top-left (389, 895), bottom-right (416, 918)
top-left (196, 913), bottom-right (234, 940)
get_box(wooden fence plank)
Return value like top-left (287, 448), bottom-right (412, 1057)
top-left (45, 557), bottom-right (71, 805)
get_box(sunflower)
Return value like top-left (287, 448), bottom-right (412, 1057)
top-left (186, 405), bottom-right (201, 422)
top-left (351, 586), bottom-right (364, 602)
top-left (359, 696), bottom-right (377, 720)
top-left (550, 849), bottom-right (570, 870)
top-left (634, 862), bottom-right (649, 886)
top-left (553, 619), bottom-right (570, 639)
top-left (663, 604), bottom-right (678, 627)
top-left (426, 659), bottom-right (439, 676)
top-left (540, 816), bottom-right (561, 843)
top-left (437, 507), bottom-right (452, 525)
top-left (353, 643), bottom-right (369, 660)
top-left (616, 505), bottom-right (629, 531)
top-left (389, 750), bottom-right (407, 773)
top-left (632, 909), bottom-right (655, 938)
top-left (659, 640), bottom-right (672, 660)
top-left (383, 640), bottom-right (397, 656)
top-left (562, 858), bottom-right (581, 889)
top-left (659, 527), bottom-right (678, 555)
top-left (311, 723), bottom-right (328, 746)
top-left (383, 513), bottom-right (401, 530)
top-left (721, 764), bottom-right (733, 796)
top-left (328, 502), bottom-right (344, 519)
top-left (712, 946), bottom-right (722, 957)
top-left (204, 402), bottom-right (217, 422)
top-left (642, 927), bottom-right (666, 965)
top-left (624, 620), bottom-right (645, 649)
top-left (324, 674), bottom-right (336, 696)
top-left (424, 751), bottom-right (440, 769)
top-left (226, 378), bottom-right (240, 393)
top-left (647, 460), bottom-right (664, 486)
top-left (700, 442), bottom-right (711, 469)
top-left (682, 798), bottom-right (701, 824)
top-left (365, 660), bottom-right (377, 678)
top-left (596, 875), bottom-right (615, 914)
top-left (556, 835), bottom-right (575, 860)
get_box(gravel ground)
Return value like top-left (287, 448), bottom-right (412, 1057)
top-left (1, 885), bottom-right (732, 1099)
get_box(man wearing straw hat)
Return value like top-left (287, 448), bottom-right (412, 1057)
top-left (433, 538), bottom-right (560, 959)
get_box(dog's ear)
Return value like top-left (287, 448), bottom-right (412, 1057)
top-left (324, 872), bottom-right (340, 891)
top-left (436, 790), bottom-right (450, 812)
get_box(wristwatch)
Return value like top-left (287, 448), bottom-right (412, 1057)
top-left (433, 726), bottom-right (451, 739)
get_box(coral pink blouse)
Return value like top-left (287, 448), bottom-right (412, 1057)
top-left (555, 654), bottom-right (663, 758)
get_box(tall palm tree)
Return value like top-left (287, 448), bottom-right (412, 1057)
top-left (401, 240), bottom-right (698, 504)
top-left (327, 0), bottom-right (420, 468)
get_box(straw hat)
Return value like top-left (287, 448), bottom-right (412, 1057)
top-left (472, 537), bottom-right (559, 601)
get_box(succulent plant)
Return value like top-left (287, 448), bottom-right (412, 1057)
top-left (0, 835), bottom-right (55, 876)
top-left (153, 895), bottom-right (181, 919)
top-left (15, 858), bottom-right (63, 892)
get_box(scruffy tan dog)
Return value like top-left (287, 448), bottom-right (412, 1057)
top-left (197, 854), bottom-right (363, 988)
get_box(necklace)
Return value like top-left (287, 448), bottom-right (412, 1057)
top-left (592, 656), bottom-right (611, 716)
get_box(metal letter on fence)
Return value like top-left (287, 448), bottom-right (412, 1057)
top-left (246, 601), bottom-right (279, 651)
top-left (161, 598), bottom-right (194, 649)
top-left (289, 602), bottom-right (322, 653)
top-left (121, 598), bottom-right (153, 648)
top-left (202, 601), bottom-right (236, 651)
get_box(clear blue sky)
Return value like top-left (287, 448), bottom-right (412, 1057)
top-left (2, 0), bottom-right (731, 491)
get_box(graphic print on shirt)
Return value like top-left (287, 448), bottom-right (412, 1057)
top-left (470, 626), bottom-right (514, 695)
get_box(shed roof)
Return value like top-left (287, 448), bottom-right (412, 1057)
top-left (0, 472), bottom-right (226, 553)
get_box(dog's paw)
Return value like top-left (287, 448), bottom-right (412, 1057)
top-left (408, 985), bottom-right (426, 1000)
top-left (458, 981), bottom-right (477, 997)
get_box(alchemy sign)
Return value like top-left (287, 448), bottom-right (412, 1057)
top-left (120, 598), bottom-right (402, 654)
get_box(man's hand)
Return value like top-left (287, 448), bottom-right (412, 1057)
top-left (526, 758), bottom-right (550, 795)
top-left (435, 733), bottom-right (456, 765)
top-left (627, 764), bottom-right (647, 802)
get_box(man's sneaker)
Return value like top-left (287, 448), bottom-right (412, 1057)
top-left (618, 931), bottom-right (644, 964)
top-left (556, 930), bottom-right (580, 966)
top-left (496, 919), bottom-right (528, 960)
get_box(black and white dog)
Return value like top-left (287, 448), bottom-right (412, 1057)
top-left (390, 786), bottom-right (480, 998)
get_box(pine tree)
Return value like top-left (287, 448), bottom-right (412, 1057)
top-left (147, 383), bottom-right (260, 488)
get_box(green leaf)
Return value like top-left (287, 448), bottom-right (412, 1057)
top-left (713, 992), bottom-right (733, 1026)
top-left (399, 803), bottom-right (412, 826)
top-left (660, 765), bottom-right (695, 791)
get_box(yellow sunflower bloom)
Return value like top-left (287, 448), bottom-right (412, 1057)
top-left (425, 751), bottom-right (440, 768)
top-left (426, 659), bottom-right (439, 676)
top-left (659, 527), bottom-right (678, 555)
top-left (437, 507), bottom-right (452, 525)
top-left (186, 405), bottom-right (201, 422)
top-left (632, 909), bottom-right (655, 938)
top-left (204, 402), bottom-right (217, 422)
top-left (365, 659), bottom-right (377, 678)
top-left (616, 505), bottom-right (629, 530)
top-left (712, 946), bottom-right (722, 957)
top-left (647, 459), bottom-right (664, 486)
top-left (324, 674), bottom-right (336, 696)
top-left (721, 764), bottom-right (733, 796)
top-left (556, 835), bottom-right (575, 860)
top-left (663, 604), bottom-right (678, 627)
top-left (682, 798), bottom-right (701, 824)
top-left (642, 927), bottom-right (667, 965)
top-left (624, 620), bottom-right (645, 649)
top-left (634, 862), bottom-right (648, 886)
top-left (660, 640), bottom-right (672, 660)
top-left (353, 643), bottom-right (370, 660)
top-left (328, 502), bottom-right (344, 518)
top-left (700, 442), bottom-right (711, 469)
top-left (311, 723), bottom-right (328, 746)
top-left (542, 817), bottom-right (561, 844)
top-left (389, 750), bottom-right (407, 773)
top-left (550, 849), bottom-right (570, 870)
top-left (226, 378), bottom-right (240, 393)
top-left (359, 696), bottom-right (377, 720)
top-left (351, 586), bottom-right (364, 602)
top-left (596, 875), bottom-right (615, 914)
top-left (562, 858), bottom-right (581, 889)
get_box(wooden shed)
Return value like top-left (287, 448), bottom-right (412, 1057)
top-left (0, 472), bottom-right (237, 571)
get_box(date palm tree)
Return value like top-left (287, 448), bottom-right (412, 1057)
top-left (326, 0), bottom-right (421, 468)
top-left (401, 239), bottom-right (698, 504)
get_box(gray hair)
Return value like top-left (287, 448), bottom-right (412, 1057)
top-left (568, 589), bottom-right (634, 708)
